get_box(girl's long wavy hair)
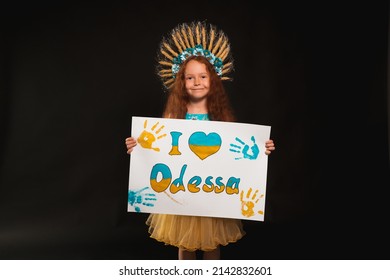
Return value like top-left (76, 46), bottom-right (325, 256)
top-left (162, 56), bottom-right (236, 122)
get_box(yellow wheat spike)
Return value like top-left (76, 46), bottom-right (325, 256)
top-left (221, 69), bottom-right (230, 75)
top-left (165, 78), bottom-right (175, 84)
top-left (215, 39), bottom-right (228, 57)
top-left (172, 32), bottom-right (183, 53)
top-left (223, 62), bottom-right (233, 69)
top-left (220, 47), bottom-right (229, 61)
top-left (188, 25), bottom-right (195, 47)
top-left (175, 30), bottom-right (187, 51)
top-left (211, 35), bottom-right (223, 54)
top-left (159, 61), bottom-right (173, 66)
top-left (195, 24), bottom-right (201, 45)
top-left (163, 42), bottom-right (178, 57)
top-left (159, 69), bottom-right (172, 74)
top-left (181, 26), bottom-right (191, 49)
top-left (208, 28), bottom-right (215, 51)
top-left (160, 73), bottom-right (173, 78)
top-left (161, 50), bottom-right (173, 61)
top-left (202, 25), bottom-right (206, 48)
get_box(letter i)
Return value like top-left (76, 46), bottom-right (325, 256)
top-left (169, 131), bottom-right (182, 155)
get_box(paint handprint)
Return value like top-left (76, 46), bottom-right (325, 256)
top-left (229, 136), bottom-right (259, 160)
top-left (240, 187), bottom-right (264, 217)
top-left (128, 187), bottom-right (156, 213)
top-left (137, 119), bottom-right (167, 152)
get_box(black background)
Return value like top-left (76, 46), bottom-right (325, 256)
top-left (1, 0), bottom-right (389, 260)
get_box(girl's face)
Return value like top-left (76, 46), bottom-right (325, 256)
top-left (184, 59), bottom-right (210, 102)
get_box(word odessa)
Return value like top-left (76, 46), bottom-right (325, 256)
top-left (150, 162), bottom-right (240, 195)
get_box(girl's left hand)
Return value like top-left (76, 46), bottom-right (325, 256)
top-left (265, 139), bottom-right (275, 155)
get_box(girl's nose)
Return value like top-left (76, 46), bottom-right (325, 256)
top-left (194, 78), bottom-right (200, 85)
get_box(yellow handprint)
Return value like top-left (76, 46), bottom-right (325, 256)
top-left (137, 119), bottom-right (167, 152)
top-left (240, 187), bottom-right (264, 217)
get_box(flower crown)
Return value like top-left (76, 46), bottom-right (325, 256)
top-left (157, 21), bottom-right (234, 89)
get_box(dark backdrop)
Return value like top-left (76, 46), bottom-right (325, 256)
top-left (1, 0), bottom-right (389, 260)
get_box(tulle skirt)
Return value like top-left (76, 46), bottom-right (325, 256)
top-left (146, 213), bottom-right (246, 251)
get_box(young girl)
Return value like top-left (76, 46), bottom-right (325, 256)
top-left (125, 21), bottom-right (275, 260)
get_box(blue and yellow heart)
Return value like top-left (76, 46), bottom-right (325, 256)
top-left (188, 132), bottom-right (222, 160)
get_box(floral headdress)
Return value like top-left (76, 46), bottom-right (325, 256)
top-left (157, 21), bottom-right (234, 89)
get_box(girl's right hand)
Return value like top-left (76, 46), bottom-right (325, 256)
top-left (125, 137), bottom-right (137, 154)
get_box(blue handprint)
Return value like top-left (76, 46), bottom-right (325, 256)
top-left (128, 187), bottom-right (156, 212)
top-left (229, 136), bottom-right (259, 160)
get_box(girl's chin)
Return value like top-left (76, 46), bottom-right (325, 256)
top-left (188, 95), bottom-right (208, 102)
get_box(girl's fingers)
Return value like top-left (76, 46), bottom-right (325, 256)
top-left (125, 137), bottom-right (137, 154)
top-left (265, 140), bottom-right (275, 155)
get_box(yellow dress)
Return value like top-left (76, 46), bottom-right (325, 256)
top-left (146, 214), bottom-right (245, 251)
top-left (145, 113), bottom-right (246, 251)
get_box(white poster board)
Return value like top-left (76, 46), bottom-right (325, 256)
top-left (127, 116), bottom-right (271, 221)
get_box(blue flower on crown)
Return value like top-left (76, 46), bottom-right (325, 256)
top-left (173, 56), bottom-right (182, 64)
top-left (214, 57), bottom-right (223, 67)
top-left (171, 44), bottom-right (224, 78)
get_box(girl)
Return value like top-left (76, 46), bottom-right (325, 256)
top-left (125, 22), bottom-right (275, 260)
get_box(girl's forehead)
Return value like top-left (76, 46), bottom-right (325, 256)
top-left (185, 60), bottom-right (208, 72)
